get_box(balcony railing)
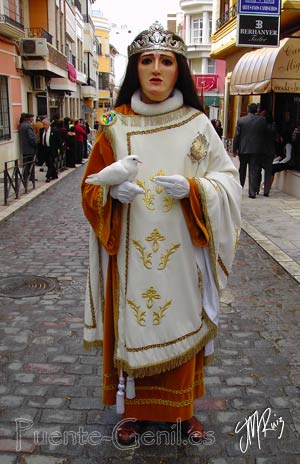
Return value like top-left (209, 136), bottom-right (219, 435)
top-left (85, 77), bottom-right (96, 87)
top-left (48, 44), bottom-right (68, 70)
top-left (216, 5), bottom-right (237, 30)
top-left (0, 13), bottom-right (24, 30)
top-left (74, 0), bottom-right (81, 12)
top-left (25, 27), bottom-right (53, 44)
top-left (83, 14), bottom-right (95, 31)
top-left (3, 2), bottom-right (23, 23)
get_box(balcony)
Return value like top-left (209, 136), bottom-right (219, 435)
top-left (22, 43), bottom-right (68, 79)
top-left (212, 0), bottom-right (300, 60)
top-left (81, 79), bottom-right (97, 98)
top-left (74, 0), bottom-right (81, 12)
top-left (83, 14), bottom-right (95, 31)
top-left (86, 77), bottom-right (96, 87)
top-left (215, 5), bottom-right (237, 30)
top-left (0, 10), bottom-right (24, 39)
top-left (25, 27), bottom-right (53, 45)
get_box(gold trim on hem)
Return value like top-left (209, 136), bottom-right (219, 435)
top-left (204, 353), bottom-right (215, 366)
top-left (217, 255), bottom-right (229, 277)
top-left (125, 323), bottom-right (203, 352)
top-left (124, 398), bottom-right (193, 407)
top-left (84, 270), bottom-right (97, 329)
top-left (83, 339), bottom-right (103, 350)
top-left (115, 312), bottom-right (217, 378)
top-left (135, 379), bottom-right (203, 394)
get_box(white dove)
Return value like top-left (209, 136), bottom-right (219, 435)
top-left (85, 155), bottom-right (142, 186)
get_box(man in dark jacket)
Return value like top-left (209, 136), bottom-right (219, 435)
top-left (19, 113), bottom-right (37, 185)
top-left (39, 119), bottom-right (61, 182)
top-left (232, 103), bottom-right (267, 198)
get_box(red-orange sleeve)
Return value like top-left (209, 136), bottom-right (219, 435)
top-left (180, 178), bottom-right (209, 247)
top-left (81, 131), bottom-right (123, 255)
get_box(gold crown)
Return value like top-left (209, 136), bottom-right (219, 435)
top-left (127, 21), bottom-right (187, 58)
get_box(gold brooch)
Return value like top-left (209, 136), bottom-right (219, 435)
top-left (100, 111), bottom-right (117, 126)
top-left (188, 133), bottom-right (208, 163)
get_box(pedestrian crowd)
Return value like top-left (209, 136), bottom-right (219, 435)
top-left (19, 112), bottom-right (91, 184)
top-left (232, 102), bottom-right (300, 198)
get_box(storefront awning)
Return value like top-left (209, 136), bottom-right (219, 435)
top-left (230, 38), bottom-right (300, 95)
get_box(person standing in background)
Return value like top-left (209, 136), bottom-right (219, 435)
top-left (39, 119), bottom-right (61, 182)
top-left (232, 103), bottom-right (267, 198)
top-left (74, 120), bottom-right (86, 164)
top-left (19, 113), bottom-right (37, 185)
top-left (256, 110), bottom-right (278, 197)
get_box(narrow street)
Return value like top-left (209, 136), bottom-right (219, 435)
top-left (0, 166), bottom-right (299, 464)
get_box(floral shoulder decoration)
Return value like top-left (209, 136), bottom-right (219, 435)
top-left (187, 132), bottom-right (208, 177)
top-left (187, 132), bottom-right (208, 164)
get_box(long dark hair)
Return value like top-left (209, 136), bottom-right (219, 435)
top-left (115, 35), bottom-right (204, 112)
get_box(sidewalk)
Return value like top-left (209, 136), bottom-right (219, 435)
top-left (0, 162), bottom-right (86, 224)
top-left (241, 187), bottom-right (300, 284)
top-left (1, 162), bottom-right (300, 285)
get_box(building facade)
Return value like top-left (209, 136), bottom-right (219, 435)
top-left (0, 0), bottom-right (25, 167)
top-left (0, 0), bottom-right (115, 171)
top-left (210, 0), bottom-right (300, 197)
top-left (178, 0), bottom-right (226, 120)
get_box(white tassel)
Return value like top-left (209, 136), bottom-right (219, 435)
top-left (116, 369), bottom-right (125, 414)
top-left (126, 376), bottom-right (136, 399)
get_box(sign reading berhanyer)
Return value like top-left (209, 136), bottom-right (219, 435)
top-left (237, 0), bottom-right (281, 47)
top-left (237, 15), bottom-right (280, 47)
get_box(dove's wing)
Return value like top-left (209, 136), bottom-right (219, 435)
top-left (85, 161), bottom-right (129, 186)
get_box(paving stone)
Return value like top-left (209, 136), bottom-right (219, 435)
top-left (37, 375), bottom-right (75, 386)
top-left (0, 396), bottom-right (24, 408)
top-left (230, 397), bottom-right (268, 410)
top-left (0, 438), bottom-right (35, 453)
top-left (0, 455), bottom-right (17, 464)
top-left (40, 409), bottom-right (86, 424)
top-left (18, 457), bottom-right (69, 464)
top-left (225, 377), bottom-right (257, 387)
top-left (50, 355), bottom-right (77, 363)
top-left (69, 398), bottom-right (103, 410)
top-left (208, 459), bottom-right (248, 464)
top-left (194, 399), bottom-right (228, 411)
top-left (27, 397), bottom-right (66, 409)
top-left (24, 364), bottom-right (62, 374)
top-left (14, 386), bottom-right (48, 396)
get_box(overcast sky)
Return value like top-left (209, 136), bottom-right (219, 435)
top-left (94, 0), bottom-right (181, 48)
top-left (93, 0), bottom-right (182, 84)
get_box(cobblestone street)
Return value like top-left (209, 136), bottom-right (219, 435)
top-left (0, 166), bottom-right (299, 464)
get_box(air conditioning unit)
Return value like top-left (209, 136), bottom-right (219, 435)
top-left (32, 75), bottom-right (46, 91)
top-left (20, 38), bottom-right (49, 57)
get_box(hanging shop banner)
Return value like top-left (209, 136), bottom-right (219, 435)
top-left (238, 0), bottom-right (281, 15)
top-left (237, 15), bottom-right (280, 47)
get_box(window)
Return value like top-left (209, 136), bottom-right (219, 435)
top-left (207, 59), bottom-right (216, 74)
top-left (192, 18), bottom-right (203, 44)
top-left (105, 38), bottom-right (109, 56)
top-left (96, 39), bottom-right (102, 56)
top-left (209, 19), bottom-right (213, 40)
top-left (0, 76), bottom-right (11, 141)
top-left (98, 72), bottom-right (109, 90)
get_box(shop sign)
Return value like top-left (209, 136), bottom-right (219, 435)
top-left (238, 0), bottom-right (281, 15)
top-left (272, 80), bottom-right (300, 93)
top-left (237, 15), bottom-right (280, 47)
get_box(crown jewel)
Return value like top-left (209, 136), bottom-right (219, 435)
top-left (127, 21), bottom-right (187, 58)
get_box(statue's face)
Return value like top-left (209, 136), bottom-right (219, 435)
top-left (137, 50), bottom-right (178, 104)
